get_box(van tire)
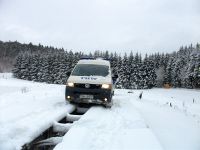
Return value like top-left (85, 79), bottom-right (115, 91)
top-left (105, 101), bottom-right (112, 108)
top-left (112, 91), bottom-right (114, 96)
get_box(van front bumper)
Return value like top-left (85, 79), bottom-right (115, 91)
top-left (65, 86), bottom-right (112, 105)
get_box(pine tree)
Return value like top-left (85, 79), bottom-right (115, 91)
top-left (121, 53), bottom-right (129, 88)
top-left (29, 54), bottom-right (39, 81)
top-left (12, 53), bottom-right (23, 78)
top-left (116, 55), bottom-right (123, 88)
top-left (20, 53), bottom-right (30, 80)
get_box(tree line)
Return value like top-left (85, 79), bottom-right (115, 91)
top-left (0, 41), bottom-right (64, 72)
top-left (9, 42), bottom-right (200, 89)
top-left (0, 41), bottom-right (199, 89)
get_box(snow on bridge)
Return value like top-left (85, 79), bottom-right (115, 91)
top-left (54, 95), bottom-right (163, 150)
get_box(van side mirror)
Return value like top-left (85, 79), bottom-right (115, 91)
top-left (112, 74), bottom-right (118, 84)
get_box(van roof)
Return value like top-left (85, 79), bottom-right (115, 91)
top-left (77, 59), bottom-right (110, 66)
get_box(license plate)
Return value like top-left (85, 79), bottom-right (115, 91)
top-left (80, 95), bottom-right (94, 99)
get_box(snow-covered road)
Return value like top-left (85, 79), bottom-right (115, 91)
top-left (0, 73), bottom-right (200, 150)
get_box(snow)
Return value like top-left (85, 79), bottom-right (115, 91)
top-left (54, 97), bottom-right (163, 150)
top-left (53, 122), bottom-right (72, 133)
top-left (1, 73), bottom-right (200, 150)
top-left (0, 73), bottom-right (75, 150)
top-left (126, 89), bottom-right (200, 150)
top-left (35, 137), bottom-right (63, 146)
top-left (133, 100), bottom-right (200, 150)
top-left (55, 89), bottom-right (200, 150)
top-left (78, 59), bottom-right (110, 66)
top-left (130, 88), bottom-right (200, 122)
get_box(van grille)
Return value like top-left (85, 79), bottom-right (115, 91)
top-left (74, 83), bottom-right (101, 89)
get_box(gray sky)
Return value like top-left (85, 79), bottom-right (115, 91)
top-left (0, 0), bottom-right (200, 55)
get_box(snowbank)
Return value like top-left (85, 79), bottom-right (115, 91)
top-left (0, 73), bottom-right (75, 150)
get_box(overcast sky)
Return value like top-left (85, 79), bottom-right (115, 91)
top-left (0, 0), bottom-right (200, 55)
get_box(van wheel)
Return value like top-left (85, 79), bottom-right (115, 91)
top-left (105, 103), bottom-right (112, 108)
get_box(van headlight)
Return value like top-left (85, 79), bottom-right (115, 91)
top-left (67, 82), bottom-right (74, 87)
top-left (101, 84), bottom-right (111, 89)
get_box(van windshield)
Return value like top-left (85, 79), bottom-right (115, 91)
top-left (71, 64), bottom-right (109, 77)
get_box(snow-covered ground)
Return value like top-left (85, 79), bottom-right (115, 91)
top-left (122, 89), bottom-right (200, 150)
top-left (0, 73), bottom-right (75, 150)
top-left (0, 73), bottom-right (200, 150)
top-left (54, 95), bottom-right (163, 150)
top-left (55, 89), bottom-right (200, 150)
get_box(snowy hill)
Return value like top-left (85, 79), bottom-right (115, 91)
top-left (0, 73), bottom-right (200, 150)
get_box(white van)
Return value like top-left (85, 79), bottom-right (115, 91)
top-left (65, 58), bottom-right (118, 108)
